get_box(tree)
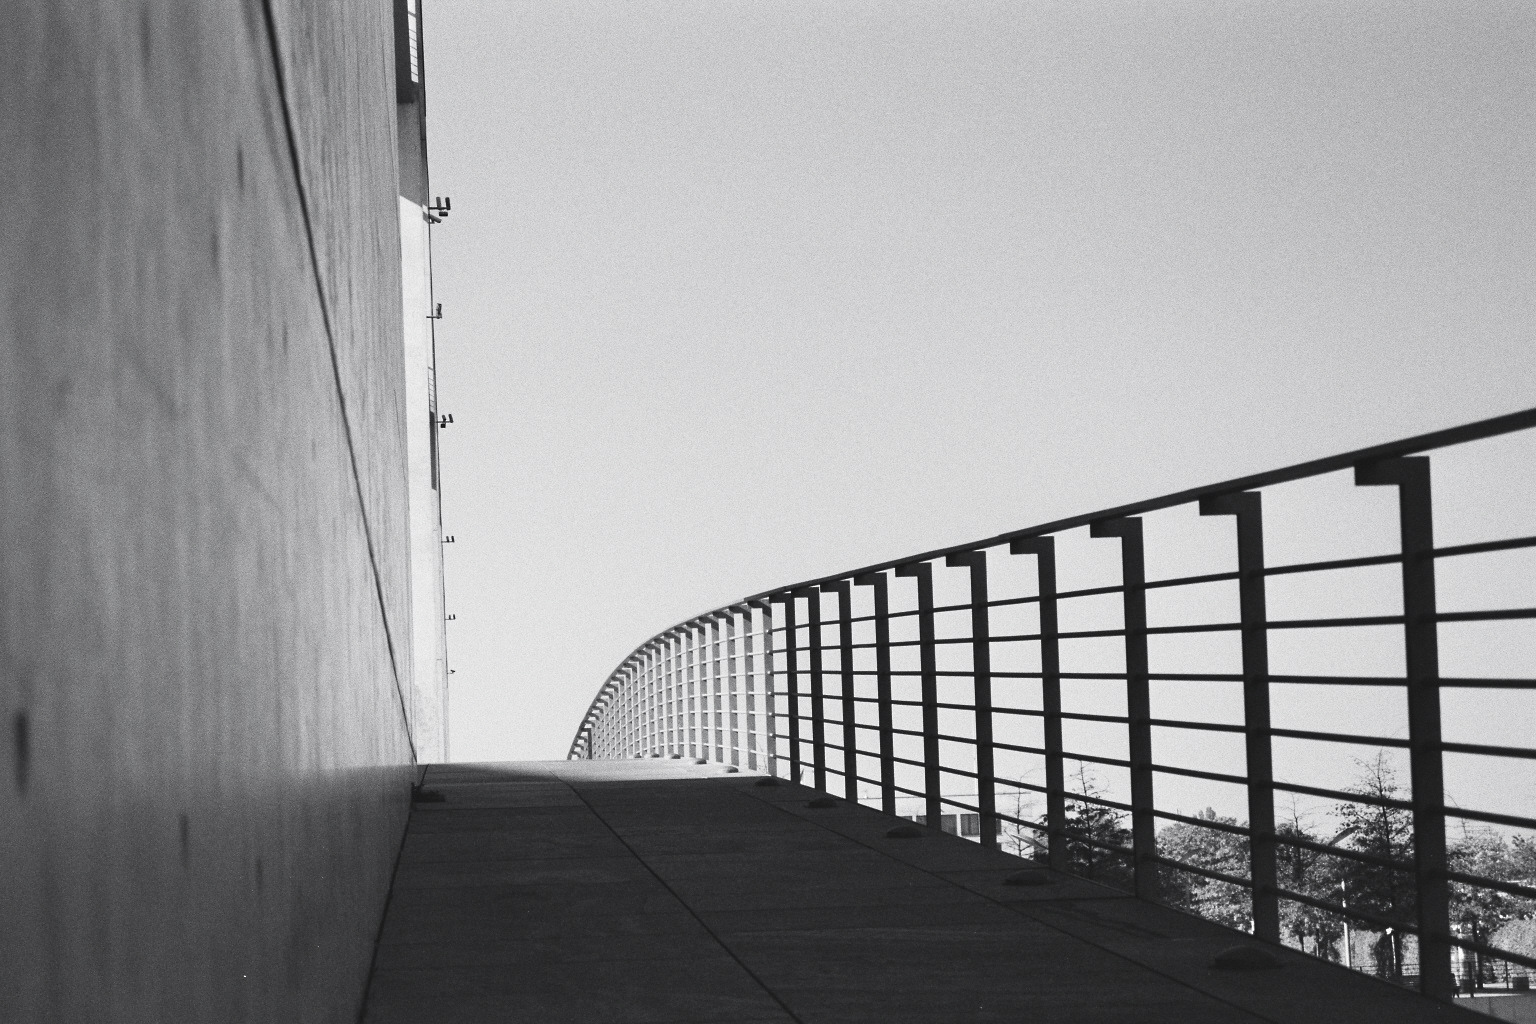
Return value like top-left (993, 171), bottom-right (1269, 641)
top-left (1157, 808), bottom-right (1250, 930)
top-left (1333, 753), bottom-right (1416, 981)
top-left (1274, 801), bottom-right (1345, 961)
top-left (1062, 761), bottom-right (1133, 889)
top-left (1511, 835), bottom-right (1536, 880)
top-left (997, 783), bottom-right (1048, 861)
top-left (1446, 823), bottom-right (1536, 983)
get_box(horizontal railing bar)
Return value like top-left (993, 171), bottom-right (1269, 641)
top-left (1440, 676), bottom-right (1536, 689)
top-left (996, 741), bottom-right (1131, 771)
top-left (1443, 805), bottom-right (1536, 830)
top-left (1150, 763), bottom-right (1249, 786)
top-left (1271, 727), bottom-right (1411, 748)
top-left (1270, 831), bottom-right (1414, 872)
top-left (1148, 808), bottom-right (1252, 837)
top-left (1444, 869), bottom-right (1536, 903)
top-left (1437, 607), bottom-right (1536, 623)
top-left (1050, 583), bottom-right (1132, 602)
top-left (1271, 779), bottom-right (1414, 810)
top-left (1440, 740), bottom-right (1536, 760)
top-left (1441, 935), bottom-right (1536, 974)
top-left (993, 810), bottom-right (1050, 834)
top-left (1148, 718), bottom-right (1243, 734)
top-left (1260, 551), bottom-right (1403, 577)
top-left (1433, 534), bottom-right (1536, 559)
top-left (780, 545), bottom-right (1531, 622)
top-left (1270, 884), bottom-right (1414, 935)
top-left (1145, 569), bottom-right (1243, 591)
top-left (784, 606), bottom-right (1532, 658)
top-left (1061, 710), bottom-right (1130, 725)
top-left (1053, 828), bottom-right (1134, 857)
top-left (1150, 854), bottom-right (1251, 888)
top-left (1268, 674), bottom-right (1406, 687)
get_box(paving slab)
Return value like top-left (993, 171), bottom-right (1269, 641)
top-left (363, 759), bottom-right (1484, 1024)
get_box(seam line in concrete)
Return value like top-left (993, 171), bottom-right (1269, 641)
top-left (740, 784), bottom-right (1282, 1024)
top-left (256, 0), bottom-right (415, 761)
top-left (567, 781), bottom-right (809, 1024)
top-left (354, 780), bottom-right (418, 1024)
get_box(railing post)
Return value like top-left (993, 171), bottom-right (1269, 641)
top-left (740, 604), bottom-right (758, 764)
top-left (854, 572), bottom-right (896, 815)
top-left (896, 562), bottom-right (942, 828)
top-left (713, 614), bottom-right (726, 762)
top-left (821, 581), bottom-right (858, 801)
top-left (725, 609), bottom-right (741, 767)
top-left (770, 593), bottom-right (800, 782)
top-left (755, 599), bottom-right (776, 776)
top-left (699, 620), bottom-right (712, 760)
top-left (632, 662), bottom-right (642, 755)
top-left (703, 617), bottom-right (715, 761)
top-left (1010, 537), bottom-right (1065, 869)
top-left (1199, 491), bottom-right (1279, 941)
top-left (688, 626), bottom-right (700, 761)
top-left (656, 648), bottom-right (665, 754)
top-left (651, 644), bottom-right (663, 758)
top-left (656, 637), bottom-right (666, 754)
top-left (622, 665), bottom-right (633, 756)
top-left (795, 587), bottom-right (828, 791)
top-left (698, 619), bottom-right (712, 760)
top-left (1356, 456), bottom-right (1453, 1001)
top-left (671, 629), bottom-right (684, 754)
top-left (641, 659), bottom-right (649, 755)
top-left (946, 552), bottom-right (996, 846)
top-left (621, 673), bottom-right (629, 757)
top-left (634, 657), bottom-right (644, 755)
top-left (661, 633), bottom-right (673, 753)
top-left (1091, 518), bottom-right (1156, 900)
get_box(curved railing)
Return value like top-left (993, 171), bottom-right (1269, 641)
top-left (570, 407), bottom-right (1536, 1004)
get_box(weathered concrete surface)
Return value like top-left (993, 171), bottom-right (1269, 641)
top-left (365, 761), bottom-right (1481, 1024)
top-left (1, 4), bottom-right (415, 1022)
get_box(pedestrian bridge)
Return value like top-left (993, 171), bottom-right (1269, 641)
top-left (360, 759), bottom-right (1477, 1024)
top-left (363, 410), bottom-right (1536, 1023)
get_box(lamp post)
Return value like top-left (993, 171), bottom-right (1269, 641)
top-left (1327, 825), bottom-right (1360, 970)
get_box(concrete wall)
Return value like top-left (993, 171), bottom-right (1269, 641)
top-left (1, 4), bottom-right (417, 1021)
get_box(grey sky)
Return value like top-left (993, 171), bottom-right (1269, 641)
top-left (428, 1), bottom-right (1535, 764)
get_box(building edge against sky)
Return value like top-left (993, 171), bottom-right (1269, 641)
top-left (398, 0), bottom-right (452, 763)
top-left (2, 2), bottom-right (447, 1020)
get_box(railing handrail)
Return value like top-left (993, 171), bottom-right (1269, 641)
top-left (745, 404), bottom-right (1536, 600)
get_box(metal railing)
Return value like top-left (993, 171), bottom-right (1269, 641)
top-left (569, 407), bottom-right (1536, 1004)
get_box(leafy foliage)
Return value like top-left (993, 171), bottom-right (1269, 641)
top-left (1157, 809), bottom-right (1250, 930)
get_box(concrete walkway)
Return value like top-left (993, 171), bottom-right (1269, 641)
top-left (361, 760), bottom-right (1477, 1024)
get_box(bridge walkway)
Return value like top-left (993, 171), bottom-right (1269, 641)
top-left (361, 759), bottom-right (1476, 1024)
